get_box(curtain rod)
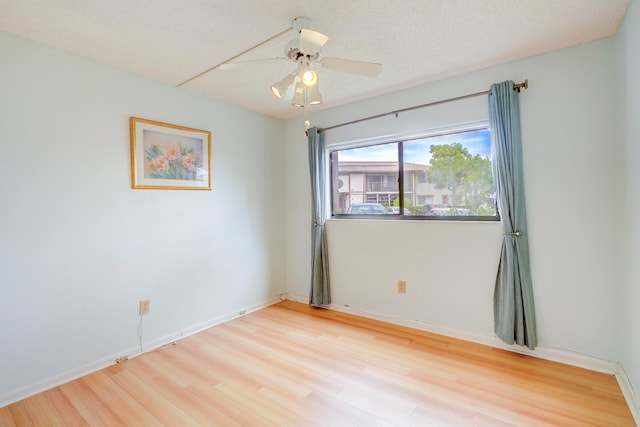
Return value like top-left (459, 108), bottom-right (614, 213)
top-left (321, 79), bottom-right (528, 132)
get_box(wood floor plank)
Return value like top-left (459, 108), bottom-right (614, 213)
top-left (258, 386), bottom-right (359, 427)
top-left (2, 300), bottom-right (635, 426)
top-left (7, 387), bottom-right (87, 426)
top-left (305, 391), bottom-right (398, 427)
top-left (149, 375), bottom-right (242, 426)
top-left (205, 325), bottom-right (315, 399)
top-left (216, 381), bottom-right (315, 426)
top-left (0, 406), bottom-right (17, 427)
top-left (59, 379), bottom-right (127, 427)
top-left (81, 371), bottom-right (165, 426)
top-left (108, 369), bottom-right (201, 426)
top-left (186, 379), bottom-right (281, 427)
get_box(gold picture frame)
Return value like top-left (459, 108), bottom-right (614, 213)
top-left (130, 117), bottom-right (211, 190)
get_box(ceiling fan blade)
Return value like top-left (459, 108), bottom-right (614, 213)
top-left (299, 28), bottom-right (329, 53)
top-left (319, 57), bottom-right (382, 77)
top-left (219, 57), bottom-right (289, 70)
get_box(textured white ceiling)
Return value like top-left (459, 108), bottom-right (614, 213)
top-left (0, 0), bottom-right (631, 119)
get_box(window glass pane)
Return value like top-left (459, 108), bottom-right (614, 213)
top-left (331, 143), bottom-right (398, 215)
top-left (330, 127), bottom-right (497, 220)
top-left (404, 128), bottom-right (497, 217)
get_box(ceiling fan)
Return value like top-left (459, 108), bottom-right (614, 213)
top-left (217, 17), bottom-right (383, 108)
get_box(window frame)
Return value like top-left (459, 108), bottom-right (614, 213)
top-left (328, 123), bottom-right (500, 222)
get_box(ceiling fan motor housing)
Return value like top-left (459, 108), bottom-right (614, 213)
top-left (285, 39), bottom-right (320, 62)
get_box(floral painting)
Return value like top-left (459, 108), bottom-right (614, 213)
top-left (130, 117), bottom-right (211, 190)
top-left (143, 130), bottom-right (204, 181)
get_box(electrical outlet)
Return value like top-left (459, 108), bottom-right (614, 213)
top-left (139, 299), bottom-right (150, 316)
top-left (397, 280), bottom-right (407, 294)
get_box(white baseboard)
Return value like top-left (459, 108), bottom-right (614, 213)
top-left (614, 363), bottom-right (640, 425)
top-left (284, 293), bottom-right (640, 422)
top-left (179, 296), bottom-right (283, 339)
top-left (0, 343), bottom-right (140, 409)
top-left (0, 296), bottom-right (282, 408)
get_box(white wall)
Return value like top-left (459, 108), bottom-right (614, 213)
top-left (0, 32), bottom-right (285, 404)
top-left (285, 38), bottom-right (623, 362)
top-left (618, 0), bottom-right (640, 409)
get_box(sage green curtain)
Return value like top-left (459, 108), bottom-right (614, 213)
top-left (308, 127), bottom-right (331, 306)
top-left (489, 81), bottom-right (537, 349)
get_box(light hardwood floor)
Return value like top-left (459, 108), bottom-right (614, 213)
top-left (1, 301), bottom-right (635, 426)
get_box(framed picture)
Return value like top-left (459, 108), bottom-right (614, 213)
top-left (130, 117), bottom-right (211, 190)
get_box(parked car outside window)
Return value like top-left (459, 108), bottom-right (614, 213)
top-left (389, 206), bottom-right (412, 215)
top-left (347, 203), bottom-right (387, 214)
top-left (427, 207), bottom-right (471, 216)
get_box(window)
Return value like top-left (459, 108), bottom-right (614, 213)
top-left (330, 127), bottom-right (498, 220)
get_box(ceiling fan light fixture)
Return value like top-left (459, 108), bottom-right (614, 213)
top-left (291, 83), bottom-right (306, 108)
top-left (301, 65), bottom-right (318, 87)
top-left (270, 83), bottom-right (285, 99)
top-left (270, 73), bottom-right (296, 99)
top-left (307, 83), bottom-right (323, 105)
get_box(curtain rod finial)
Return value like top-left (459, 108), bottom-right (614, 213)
top-left (515, 79), bottom-right (529, 93)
